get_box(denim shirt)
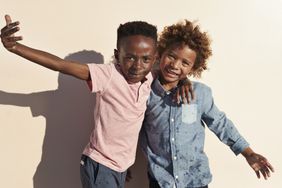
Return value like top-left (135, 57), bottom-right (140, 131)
top-left (140, 79), bottom-right (249, 188)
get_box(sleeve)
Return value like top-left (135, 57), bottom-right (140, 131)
top-left (201, 86), bottom-right (249, 155)
top-left (86, 63), bottom-right (112, 93)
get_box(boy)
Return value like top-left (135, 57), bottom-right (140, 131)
top-left (140, 20), bottom-right (274, 188)
top-left (1, 15), bottom-right (159, 188)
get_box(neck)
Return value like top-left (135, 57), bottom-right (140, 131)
top-left (158, 74), bottom-right (179, 91)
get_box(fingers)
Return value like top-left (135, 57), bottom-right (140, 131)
top-left (251, 157), bottom-right (274, 180)
top-left (6, 36), bottom-right (23, 42)
top-left (259, 157), bottom-right (274, 178)
top-left (253, 164), bottom-right (267, 180)
top-left (261, 168), bottom-right (269, 180)
top-left (266, 160), bottom-right (275, 172)
top-left (1, 15), bottom-right (20, 39)
top-left (1, 20), bottom-right (20, 32)
top-left (1, 15), bottom-right (22, 51)
top-left (186, 81), bottom-right (194, 101)
top-left (261, 159), bottom-right (274, 179)
top-left (1, 21), bottom-right (20, 35)
top-left (183, 84), bottom-right (195, 104)
top-left (264, 167), bottom-right (271, 179)
top-left (182, 86), bottom-right (188, 104)
top-left (256, 167), bottom-right (271, 180)
top-left (175, 89), bottom-right (180, 104)
top-left (183, 86), bottom-right (190, 104)
top-left (5, 14), bottom-right (12, 25)
top-left (1, 26), bottom-right (20, 37)
top-left (255, 170), bottom-right (260, 179)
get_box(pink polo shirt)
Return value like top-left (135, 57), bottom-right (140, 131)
top-left (83, 62), bottom-right (153, 172)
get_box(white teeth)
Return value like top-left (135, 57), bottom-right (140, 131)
top-left (167, 69), bottom-right (178, 75)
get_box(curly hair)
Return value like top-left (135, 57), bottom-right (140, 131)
top-left (117, 21), bottom-right (157, 49)
top-left (158, 20), bottom-right (212, 78)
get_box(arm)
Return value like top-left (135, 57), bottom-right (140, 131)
top-left (201, 85), bottom-right (274, 179)
top-left (241, 147), bottom-right (274, 180)
top-left (201, 86), bottom-right (250, 154)
top-left (0, 15), bottom-right (90, 80)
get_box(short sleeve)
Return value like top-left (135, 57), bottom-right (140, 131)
top-left (86, 63), bottom-right (113, 93)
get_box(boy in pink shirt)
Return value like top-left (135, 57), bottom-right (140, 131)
top-left (1, 15), bottom-right (159, 188)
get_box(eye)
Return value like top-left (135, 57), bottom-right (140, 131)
top-left (143, 56), bottom-right (154, 63)
top-left (167, 53), bottom-right (176, 60)
top-left (182, 61), bottom-right (190, 67)
top-left (125, 56), bottom-right (135, 61)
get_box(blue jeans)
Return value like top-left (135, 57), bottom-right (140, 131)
top-left (80, 155), bottom-right (127, 188)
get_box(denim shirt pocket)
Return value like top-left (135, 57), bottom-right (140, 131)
top-left (182, 104), bottom-right (197, 124)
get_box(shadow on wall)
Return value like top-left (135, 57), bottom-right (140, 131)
top-left (0, 49), bottom-right (150, 188)
top-left (0, 50), bottom-right (102, 188)
top-left (125, 147), bottom-right (149, 188)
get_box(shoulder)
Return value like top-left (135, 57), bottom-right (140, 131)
top-left (87, 62), bottom-right (114, 70)
top-left (87, 62), bottom-right (116, 79)
top-left (191, 81), bottom-right (214, 105)
top-left (192, 81), bottom-right (211, 93)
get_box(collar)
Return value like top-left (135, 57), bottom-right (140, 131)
top-left (152, 77), bottom-right (178, 98)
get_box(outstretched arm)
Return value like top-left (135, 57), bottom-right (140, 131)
top-left (0, 15), bottom-right (90, 80)
top-left (241, 147), bottom-right (274, 180)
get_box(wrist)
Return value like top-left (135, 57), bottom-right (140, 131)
top-left (241, 147), bottom-right (255, 158)
top-left (8, 42), bottom-right (19, 53)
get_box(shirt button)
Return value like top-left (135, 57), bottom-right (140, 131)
top-left (171, 138), bottom-right (175, 142)
top-left (171, 118), bottom-right (174, 122)
top-left (173, 156), bottom-right (177, 160)
top-left (175, 175), bottom-right (179, 179)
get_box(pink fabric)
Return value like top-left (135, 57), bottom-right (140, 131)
top-left (83, 62), bottom-right (153, 172)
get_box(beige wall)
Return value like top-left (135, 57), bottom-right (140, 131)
top-left (1, 0), bottom-right (281, 187)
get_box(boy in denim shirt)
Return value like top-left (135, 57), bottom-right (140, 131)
top-left (140, 20), bottom-right (274, 188)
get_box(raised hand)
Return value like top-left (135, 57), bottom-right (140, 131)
top-left (0, 14), bottom-right (89, 80)
top-left (0, 15), bottom-right (22, 51)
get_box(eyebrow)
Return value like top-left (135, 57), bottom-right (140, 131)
top-left (125, 53), bottom-right (155, 58)
top-left (169, 50), bottom-right (192, 64)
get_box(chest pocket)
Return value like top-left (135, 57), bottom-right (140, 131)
top-left (182, 104), bottom-right (198, 124)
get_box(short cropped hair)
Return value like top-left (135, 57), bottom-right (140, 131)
top-left (117, 21), bottom-right (158, 49)
top-left (158, 20), bottom-right (212, 78)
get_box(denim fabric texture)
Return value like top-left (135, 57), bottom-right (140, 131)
top-left (140, 79), bottom-right (249, 188)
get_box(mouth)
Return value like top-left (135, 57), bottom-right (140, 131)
top-left (128, 71), bottom-right (144, 78)
top-left (164, 67), bottom-right (179, 78)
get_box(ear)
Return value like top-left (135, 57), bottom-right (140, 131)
top-left (114, 49), bottom-right (118, 60)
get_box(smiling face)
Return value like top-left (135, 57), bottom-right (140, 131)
top-left (115, 35), bottom-right (157, 84)
top-left (159, 44), bottom-right (197, 90)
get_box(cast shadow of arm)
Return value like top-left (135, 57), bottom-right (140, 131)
top-left (0, 50), bottom-right (104, 188)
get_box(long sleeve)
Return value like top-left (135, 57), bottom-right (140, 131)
top-left (201, 86), bottom-right (249, 155)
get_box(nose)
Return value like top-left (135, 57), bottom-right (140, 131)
top-left (132, 58), bottom-right (143, 70)
top-left (170, 60), bottom-right (180, 69)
